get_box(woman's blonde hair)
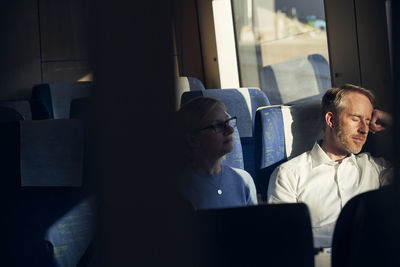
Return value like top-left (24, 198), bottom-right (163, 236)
top-left (176, 96), bottom-right (226, 164)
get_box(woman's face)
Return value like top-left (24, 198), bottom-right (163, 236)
top-left (193, 104), bottom-right (234, 159)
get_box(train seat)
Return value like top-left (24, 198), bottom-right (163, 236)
top-left (181, 88), bottom-right (271, 178)
top-left (0, 118), bottom-right (96, 266)
top-left (195, 203), bottom-right (314, 267)
top-left (254, 100), bottom-right (324, 200)
top-left (0, 106), bottom-right (24, 122)
top-left (0, 99), bottom-right (51, 120)
top-left (259, 54), bottom-right (331, 105)
top-left (221, 122), bottom-right (244, 169)
top-left (332, 185), bottom-right (400, 267)
top-left (32, 81), bottom-right (92, 119)
top-left (175, 76), bottom-right (205, 109)
top-left (176, 76), bottom-right (205, 91)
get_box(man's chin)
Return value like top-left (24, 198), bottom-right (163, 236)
top-left (349, 145), bottom-right (363, 154)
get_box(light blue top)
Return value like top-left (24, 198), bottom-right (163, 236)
top-left (180, 164), bottom-right (258, 209)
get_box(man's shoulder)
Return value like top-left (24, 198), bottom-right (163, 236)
top-left (273, 150), bottom-right (312, 175)
top-left (355, 152), bottom-right (391, 168)
top-left (281, 150), bottom-right (312, 167)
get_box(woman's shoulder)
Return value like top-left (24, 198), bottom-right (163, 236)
top-left (222, 165), bottom-right (253, 181)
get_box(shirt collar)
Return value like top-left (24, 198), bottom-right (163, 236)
top-left (310, 141), bottom-right (357, 168)
top-left (310, 142), bottom-right (334, 168)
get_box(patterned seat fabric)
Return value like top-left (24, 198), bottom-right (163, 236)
top-left (254, 100), bottom-right (324, 200)
top-left (0, 119), bottom-right (96, 266)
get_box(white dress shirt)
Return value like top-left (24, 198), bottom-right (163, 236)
top-left (267, 142), bottom-right (392, 231)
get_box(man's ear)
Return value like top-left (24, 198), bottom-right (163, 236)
top-left (325, 112), bottom-right (335, 129)
top-left (186, 133), bottom-right (200, 148)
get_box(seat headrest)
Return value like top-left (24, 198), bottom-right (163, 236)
top-left (0, 106), bottom-right (24, 122)
top-left (32, 81), bottom-right (92, 119)
top-left (260, 54), bottom-right (331, 105)
top-left (0, 101), bottom-right (31, 120)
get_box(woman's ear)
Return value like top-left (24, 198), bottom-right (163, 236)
top-left (186, 133), bottom-right (200, 148)
top-left (325, 112), bottom-right (335, 129)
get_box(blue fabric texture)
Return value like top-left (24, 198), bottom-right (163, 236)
top-left (221, 127), bottom-right (244, 169)
top-left (254, 106), bottom-right (286, 200)
top-left (187, 77), bottom-right (206, 91)
top-left (249, 88), bottom-right (271, 126)
top-left (180, 164), bottom-right (257, 209)
top-left (308, 54), bottom-right (332, 94)
top-left (45, 195), bottom-right (97, 267)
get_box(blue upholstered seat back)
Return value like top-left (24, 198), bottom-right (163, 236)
top-left (32, 81), bottom-right (92, 119)
top-left (221, 125), bottom-right (244, 169)
top-left (181, 88), bottom-right (270, 177)
top-left (0, 100), bottom-right (51, 120)
top-left (0, 106), bottom-right (24, 122)
top-left (176, 76), bottom-right (206, 91)
top-left (255, 100), bottom-right (324, 199)
top-left (259, 54), bottom-right (331, 105)
top-left (175, 77), bottom-right (205, 110)
top-left (0, 119), bottom-right (95, 266)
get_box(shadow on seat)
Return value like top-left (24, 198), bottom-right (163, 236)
top-left (0, 119), bottom-right (96, 267)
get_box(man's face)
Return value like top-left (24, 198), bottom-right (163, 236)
top-left (333, 91), bottom-right (373, 154)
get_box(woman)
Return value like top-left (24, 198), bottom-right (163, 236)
top-left (177, 96), bottom-right (257, 209)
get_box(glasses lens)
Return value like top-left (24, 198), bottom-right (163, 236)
top-left (214, 122), bottom-right (225, 133)
top-left (228, 117), bottom-right (237, 128)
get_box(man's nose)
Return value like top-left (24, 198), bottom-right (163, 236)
top-left (359, 120), bottom-right (369, 134)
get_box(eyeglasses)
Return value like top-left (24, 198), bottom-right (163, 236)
top-left (198, 116), bottom-right (237, 134)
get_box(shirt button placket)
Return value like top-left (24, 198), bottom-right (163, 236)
top-left (335, 163), bottom-right (344, 208)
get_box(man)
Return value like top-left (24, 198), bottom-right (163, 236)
top-left (267, 84), bottom-right (393, 247)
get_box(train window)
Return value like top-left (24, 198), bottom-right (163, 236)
top-left (231, 0), bottom-right (331, 104)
